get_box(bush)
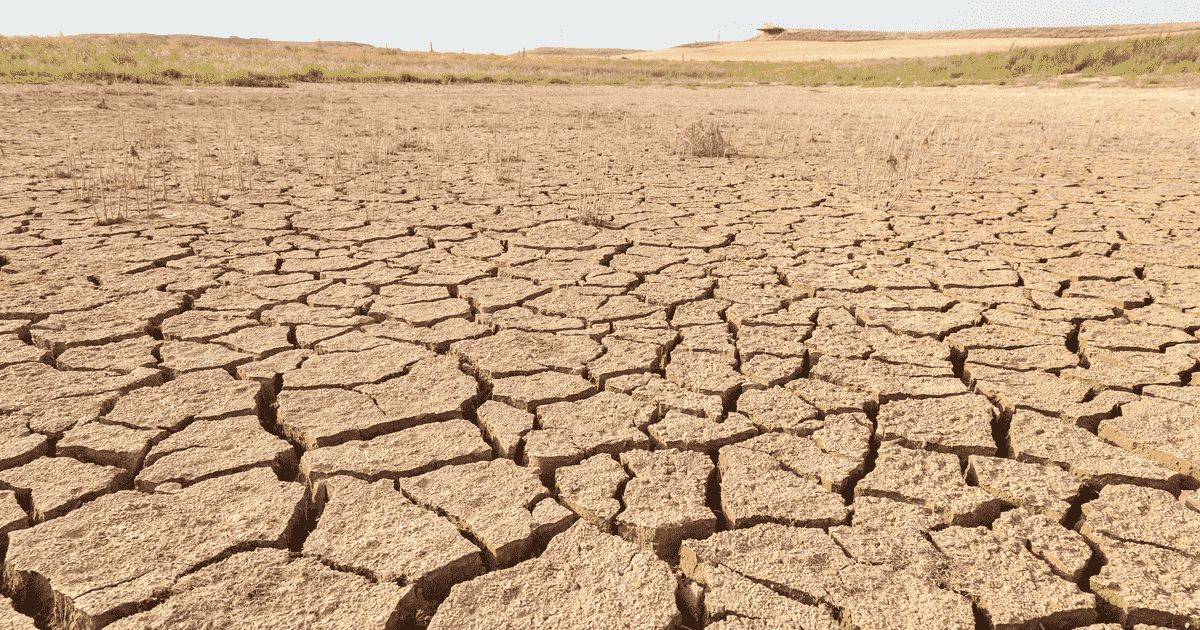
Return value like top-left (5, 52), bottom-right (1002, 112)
top-left (1100, 46), bottom-right (1126, 67)
top-left (296, 67), bottom-right (324, 82)
top-left (674, 120), bottom-right (732, 158)
top-left (225, 72), bottom-right (288, 88)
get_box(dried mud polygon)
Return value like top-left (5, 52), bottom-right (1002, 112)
top-left (1, 81), bottom-right (1199, 629)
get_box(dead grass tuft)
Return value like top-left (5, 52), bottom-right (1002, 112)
top-left (673, 120), bottom-right (733, 158)
top-left (574, 154), bottom-right (611, 228)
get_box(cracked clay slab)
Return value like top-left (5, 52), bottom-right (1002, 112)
top-left (4, 468), bottom-right (306, 629)
top-left (428, 519), bottom-right (680, 630)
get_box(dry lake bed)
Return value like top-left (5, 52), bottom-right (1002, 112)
top-left (1, 81), bottom-right (1199, 629)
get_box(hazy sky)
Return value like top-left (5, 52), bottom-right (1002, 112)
top-left (6, 0), bottom-right (1199, 53)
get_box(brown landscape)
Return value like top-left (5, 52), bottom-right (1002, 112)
top-left (627, 21), bottom-right (1200, 63)
top-left (631, 36), bottom-right (1197, 62)
top-left (1, 26), bottom-right (1199, 630)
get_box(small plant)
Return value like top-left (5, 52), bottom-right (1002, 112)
top-left (388, 133), bottom-right (426, 153)
top-left (574, 155), bottom-right (610, 227)
top-left (576, 194), bottom-right (608, 227)
top-left (673, 120), bottom-right (733, 157)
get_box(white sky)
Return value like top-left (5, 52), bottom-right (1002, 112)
top-left (5, 0), bottom-right (1199, 54)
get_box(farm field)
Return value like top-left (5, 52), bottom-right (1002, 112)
top-left (628, 33), bottom-right (1200, 63)
top-left (1, 75), bottom-right (1200, 630)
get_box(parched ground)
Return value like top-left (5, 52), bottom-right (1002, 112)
top-left (1, 81), bottom-right (1199, 629)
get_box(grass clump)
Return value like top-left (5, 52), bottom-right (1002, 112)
top-left (674, 120), bottom-right (733, 157)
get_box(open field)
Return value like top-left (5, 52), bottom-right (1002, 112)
top-left (628, 34), bottom-right (1200, 63)
top-left (1, 51), bottom-right (1200, 630)
top-left (640, 20), bottom-right (1200, 63)
top-left (2, 27), bottom-right (1200, 88)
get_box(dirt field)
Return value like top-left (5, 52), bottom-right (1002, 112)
top-left (1, 80), bottom-right (1200, 629)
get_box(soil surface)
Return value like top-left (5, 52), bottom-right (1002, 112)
top-left (1, 81), bottom-right (1199, 629)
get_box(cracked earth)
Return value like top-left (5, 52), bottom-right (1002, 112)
top-left (1, 82), bottom-right (1200, 629)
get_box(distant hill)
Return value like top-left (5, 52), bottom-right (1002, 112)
top-left (753, 21), bottom-right (1200, 42)
top-left (59, 23), bottom-right (1200, 61)
top-left (520, 22), bottom-right (1200, 59)
top-left (517, 47), bottom-right (646, 57)
top-left (64, 32), bottom-right (377, 52)
top-left (670, 41), bottom-right (724, 49)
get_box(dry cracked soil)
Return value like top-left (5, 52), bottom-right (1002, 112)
top-left (1, 81), bottom-right (1200, 630)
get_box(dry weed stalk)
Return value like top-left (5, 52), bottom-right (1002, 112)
top-left (185, 139), bottom-right (221, 205)
top-left (61, 96), bottom-right (161, 225)
top-left (418, 101), bottom-right (451, 196)
top-left (943, 106), bottom-right (993, 183)
top-left (181, 91), bottom-right (223, 205)
top-left (791, 108), bottom-right (825, 182)
top-left (575, 154), bottom-right (609, 227)
top-left (364, 110), bottom-right (395, 193)
top-left (849, 85), bottom-right (940, 210)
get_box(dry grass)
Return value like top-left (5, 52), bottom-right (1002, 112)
top-left (673, 121), bottom-right (734, 158)
top-left (574, 168), bottom-right (609, 228)
top-left (4, 28), bottom-right (1199, 89)
top-left (573, 126), bottom-right (612, 227)
top-left (849, 87), bottom-right (944, 210)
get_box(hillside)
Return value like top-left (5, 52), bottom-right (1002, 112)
top-left (63, 32), bottom-right (377, 52)
top-left (751, 21), bottom-right (1200, 42)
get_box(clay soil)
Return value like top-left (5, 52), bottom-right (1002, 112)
top-left (1, 80), bottom-right (1200, 630)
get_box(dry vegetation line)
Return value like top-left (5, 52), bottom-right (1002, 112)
top-left (1, 81), bottom-right (1200, 630)
top-left (5, 27), bottom-right (1200, 89)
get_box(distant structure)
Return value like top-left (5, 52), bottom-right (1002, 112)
top-left (756, 23), bottom-right (785, 36)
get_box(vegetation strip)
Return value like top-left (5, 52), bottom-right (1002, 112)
top-left (1, 30), bottom-right (1198, 88)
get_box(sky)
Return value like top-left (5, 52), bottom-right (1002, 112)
top-left (5, 0), bottom-right (1199, 54)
